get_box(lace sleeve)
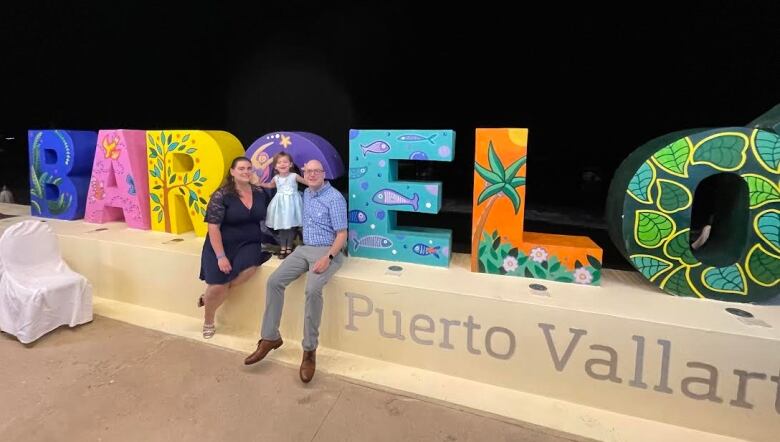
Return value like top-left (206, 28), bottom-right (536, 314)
top-left (204, 188), bottom-right (227, 224)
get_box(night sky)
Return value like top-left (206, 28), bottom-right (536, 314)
top-left (1, 2), bottom-right (778, 266)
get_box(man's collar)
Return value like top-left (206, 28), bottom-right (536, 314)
top-left (308, 181), bottom-right (331, 196)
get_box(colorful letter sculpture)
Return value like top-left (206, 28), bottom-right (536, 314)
top-left (28, 129), bottom-right (97, 219)
top-left (472, 129), bottom-right (603, 285)
top-left (607, 110), bottom-right (780, 302)
top-left (84, 130), bottom-right (151, 229)
top-left (146, 130), bottom-right (244, 236)
top-left (348, 130), bottom-right (454, 267)
top-left (246, 132), bottom-right (345, 183)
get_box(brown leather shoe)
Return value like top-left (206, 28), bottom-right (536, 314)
top-left (244, 338), bottom-right (283, 365)
top-left (299, 350), bottom-right (316, 383)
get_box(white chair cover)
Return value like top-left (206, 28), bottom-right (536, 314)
top-left (0, 220), bottom-right (92, 343)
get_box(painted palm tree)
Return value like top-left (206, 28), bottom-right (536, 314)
top-left (472, 141), bottom-right (526, 254)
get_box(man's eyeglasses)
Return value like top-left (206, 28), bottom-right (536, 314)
top-left (303, 169), bottom-right (324, 176)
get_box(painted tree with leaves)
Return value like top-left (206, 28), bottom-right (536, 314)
top-left (147, 131), bottom-right (209, 232)
top-left (472, 141), bottom-right (526, 255)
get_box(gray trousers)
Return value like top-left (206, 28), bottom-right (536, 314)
top-left (260, 245), bottom-right (344, 351)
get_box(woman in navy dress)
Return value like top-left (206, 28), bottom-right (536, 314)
top-left (198, 157), bottom-right (271, 338)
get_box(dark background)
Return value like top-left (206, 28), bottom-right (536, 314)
top-left (1, 1), bottom-right (778, 268)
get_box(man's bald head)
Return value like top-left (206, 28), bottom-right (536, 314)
top-left (303, 160), bottom-right (326, 189)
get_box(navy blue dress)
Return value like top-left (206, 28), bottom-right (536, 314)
top-left (199, 186), bottom-right (272, 285)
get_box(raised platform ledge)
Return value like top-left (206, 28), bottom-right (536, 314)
top-left (1, 203), bottom-right (777, 442)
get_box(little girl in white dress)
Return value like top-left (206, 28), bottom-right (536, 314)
top-left (259, 152), bottom-right (306, 258)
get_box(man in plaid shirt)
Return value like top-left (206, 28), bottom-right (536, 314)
top-left (245, 160), bottom-right (348, 383)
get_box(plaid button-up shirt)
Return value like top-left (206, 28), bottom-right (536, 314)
top-left (302, 182), bottom-right (348, 246)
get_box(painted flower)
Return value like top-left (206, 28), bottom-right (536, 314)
top-left (502, 256), bottom-right (519, 272)
top-left (573, 267), bottom-right (593, 285)
top-left (529, 247), bottom-right (548, 263)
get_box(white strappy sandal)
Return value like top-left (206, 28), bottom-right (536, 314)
top-left (202, 324), bottom-right (216, 339)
